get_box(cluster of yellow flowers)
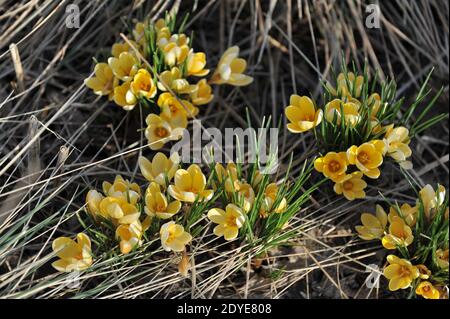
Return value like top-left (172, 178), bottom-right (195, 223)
top-left (356, 184), bottom-right (449, 299)
top-left (285, 71), bottom-right (414, 201)
top-left (85, 16), bottom-right (252, 150)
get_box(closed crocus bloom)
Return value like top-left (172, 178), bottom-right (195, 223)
top-left (168, 164), bottom-right (214, 202)
top-left (382, 216), bottom-right (414, 249)
top-left (324, 99), bottom-right (360, 127)
top-left (314, 152), bottom-right (348, 183)
top-left (111, 40), bottom-right (139, 58)
top-left (138, 152), bottom-right (179, 186)
top-left (285, 95), bottom-right (323, 133)
top-left (355, 204), bottom-right (388, 240)
top-left (419, 184), bottom-right (446, 220)
top-left (116, 221), bottom-right (143, 254)
top-left (210, 46), bottom-right (253, 86)
top-left (85, 189), bottom-right (106, 219)
top-left (108, 52), bottom-right (139, 82)
top-left (99, 197), bottom-right (140, 225)
top-left (388, 203), bottom-right (417, 227)
top-left (383, 255), bottom-right (419, 291)
top-left (213, 162), bottom-right (240, 192)
top-left (336, 72), bottom-right (364, 98)
top-left (187, 51), bottom-right (209, 76)
top-left (160, 221), bottom-right (192, 252)
top-left (145, 114), bottom-right (182, 150)
top-left (416, 281), bottom-right (440, 299)
top-left (130, 69), bottom-right (157, 100)
top-left (383, 126), bottom-right (412, 169)
top-left (113, 81), bottom-right (136, 111)
top-left (368, 93), bottom-right (382, 119)
top-left (259, 183), bottom-right (287, 216)
top-left (347, 140), bottom-right (385, 179)
top-left (333, 171), bottom-right (367, 200)
top-left (102, 175), bottom-right (141, 205)
top-left (416, 264), bottom-right (431, 279)
top-left (208, 204), bottom-right (245, 241)
top-left (132, 21), bottom-right (146, 46)
top-left (157, 67), bottom-right (196, 94)
top-left (84, 63), bottom-right (117, 100)
top-left (190, 79), bottom-right (214, 105)
top-left (436, 249), bottom-right (449, 269)
top-left (145, 190), bottom-right (181, 219)
top-left (236, 182), bottom-right (255, 212)
top-left (52, 233), bottom-right (92, 272)
top-left (161, 34), bottom-right (190, 66)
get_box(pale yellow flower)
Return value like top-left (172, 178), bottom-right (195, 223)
top-left (187, 51), bottom-right (209, 76)
top-left (383, 126), bottom-right (412, 169)
top-left (210, 46), bottom-right (253, 86)
top-left (99, 196), bottom-right (140, 225)
top-left (130, 68), bottom-right (157, 101)
top-left (160, 221), bottom-right (192, 252)
top-left (190, 79), bottom-right (214, 105)
top-left (436, 249), bottom-right (449, 269)
top-left (157, 67), bottom-right (197, 94)
top-left (51, 233), bottom-right (92, 272)
top-left (86, 189), bottom-right (106, 220)
top-left (324, 98), bottom-right (360, 127)
top-left (236, 182), bottom-right (255, 213)
top-left (383, 255), bottom-right (419, 291)
top-left (347, 140), bottom-right (385, 179)
top-left (102, 175), bottom-right (141, 204)
top-left (84, 63), bottom-right (118, 100)
top-left (111, 41), bottom-right (139, 58)
top-left (419, 184), bottom-right (446, 220)
top-left (138, 152), bottom-right (179, 186)
top-left (168, 164), bottom-right (214, 202)
top-left (355, 204), bottom-right (388, 240)
top-left (160, 34), bottom-right (190, 66)
top-left (145, 190), bottom-right (181, 219)
top-left (108, 52), bottom-right (139, 82)
top-left (157, 92), bottom-right (198, 128)
top-left (327, 72), bottom-right (364, 98)
top-left (285, 95), bottom-right (323, 133)
top-left (333, 171), bottom-right (367, 200)
top-left (388, 203), bottom-right (417, 227)
top-left (213, 162), bottom-right (240, 192)
top-left (314, 152), bottom-right (349, 183)
top-left (259, 183), bottom-right (287, 216)
top-left (368, 93), bottom-right (382, 119)
top-left (208, 204), bottom-right (246, 241)
top-left (145, 114), bottom-right (182, 150)
top-left (113, 81), bottom-right (136, 111)
top-left (416, 281), bottom-right (440, 299)
top-left (382, 216), bottom-right (414, 249)
top-left (116, 221), bottom-right (143, 254)
top-left (132, 21), bottom-right (147, 46)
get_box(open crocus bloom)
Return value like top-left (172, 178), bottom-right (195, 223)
top-left (355, 204), bottom-right (388, 240)
top-left (160, 221), bottom-right (192, 252)
top-left (145, 114), bottom-right (182, 150)
top-left (314, 152), bottom-right (349, 183)
top-left (415, 281), bottom-right (440, 299)
top-left (52, 233), bottom-right (92, 272)
top-left (383, 126), bottom-right (412, 169)
top-left (157, 67), bottom-right (197, 94)
top-left (210, 46), bottom-right (253, 86)
top-left (113, 81), bottom-right (136, 111)
top-left (139, 152), bottom-right (179, 186)
top-left (99, 196), bottom-right (140, 225)
top-left (208, 204), bottom-right (246, 241)
top-left (102, 175), bottom-right (141, 205)
top-left (333, 171), bottom-right (367, 201)
top-left (347, 140), bottom-right (385, 179)
top-left (324, 98), bottom-right (360, 127)
top-left (168, 164), bottom-right (214, 202)
top-left (382, 216), bottom-right (414, 249)
top-left (387, 203), bottom-right (417, 227)
top-left (145, 190), bottom-right (181, 219)
top-left (285, 95), bottom-right (323, 133)
top-left (116, 222), bottom-right (143, 254)
top-left (84, 63), bottom-right (117, 100)
top-left (383, 255), bottom-right (419, 291)
top-left (190, 79), bottom-right (214, 105)
top-left (108, 52), bottom-right (139, 82)
top-left (130, 68), bottom-right (157, 101)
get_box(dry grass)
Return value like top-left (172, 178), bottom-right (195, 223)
top-left (0, 0), bottom-right (448, 299)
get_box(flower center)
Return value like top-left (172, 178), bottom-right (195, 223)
top-left (155, 127), bottom-right (168, 138)
top-left (399, 266), bottom-right (411, 277)
top-left (328, 160), bottom-right (341, 173)
top-left (423, 285), bottom-right (431, 292)
top-left (140, 81), bottom-right (151, 92)
top-left (343, 181), bottom-right (353, 191)
top-left (357, 151), bottom-right (370, 164)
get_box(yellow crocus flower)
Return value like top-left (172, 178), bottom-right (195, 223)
top-left (436, 249), bottom-right (449, 269)
top-left (333, 171), bottom-right (367, 200)
top-left (144, 114), bottom-right (182, 150)
top-left (383, 255), bottom-right (419, 291)
top-left (51, 233), bottom-right (92, 272)
top-left (130, 69), bottom-right (157, 100)
top-left (168, 164), bottom-right (214, 203)
top-left (387, 203), bottom-right (417, 227)
top-left (213, 162), bottom-right (240, 192)
top-left (190, 79), bottom-right (214, 105)
top-left (347, 140), bottom-right (385, 179)
top-left (210, 46), bottom-right (253, 86)
top-left (160, 34), bottom-right (190, 66)
top-left (138, 152), bottom-right (179, 186)
top-left (382, 216), bottom-right (414, 249)
top-left (236, 182), bottom-right (255, 213)
top-left (416, 281), bottom-right (440, 299)
top-left (157, 67), bottom-right (197, 94)
top-left (327, 72), bottom-right (364, 98)
top-left (187, 51), bottom-right (209, 76)
top-left (419, 184), bottom-right (446, 220)
top-left (208, 204), bottom-right (246, 241)
top-left (314, 152), bottom-right (349, 183)
top-left (157, 93), bottom-right (198, 128)
top-left (285, 95), bottom-right (323, 133)
top-left (160, 221), bottom-right (192, 252)
top-left (383, 126), bottom-right (412, 169)
top-left (84, 63), bottom-right (118, 100)
top-left (99, 196), bottom-right (140, 225)
top-left (85, 189), bottom-right (106, 220)
top-left (108, 52), bottom-right (139, 82)
top-left (102, 175), bottom-right (141, 204)
top-left (324, 98), bottom-right (360, 127)
top-left (416, 264), bottom-right (431, 279)
top-left (368, 93), bottom-right (382, 119)
top-left (355, 204), bottom-right (388, 240)
top-left (145, 190), bottom-right (181, 219)
top-left (113, 81), bottom-right (136, 111)
top-left (116, 221), bottom-right (143, 254)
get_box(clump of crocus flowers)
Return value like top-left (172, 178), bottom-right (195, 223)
top-left (355, 184), bottom-right (449, 299)
top-left (285, 66), bottom-right (446, 201)
top-left (85, 14), bottom-right (252, 151)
